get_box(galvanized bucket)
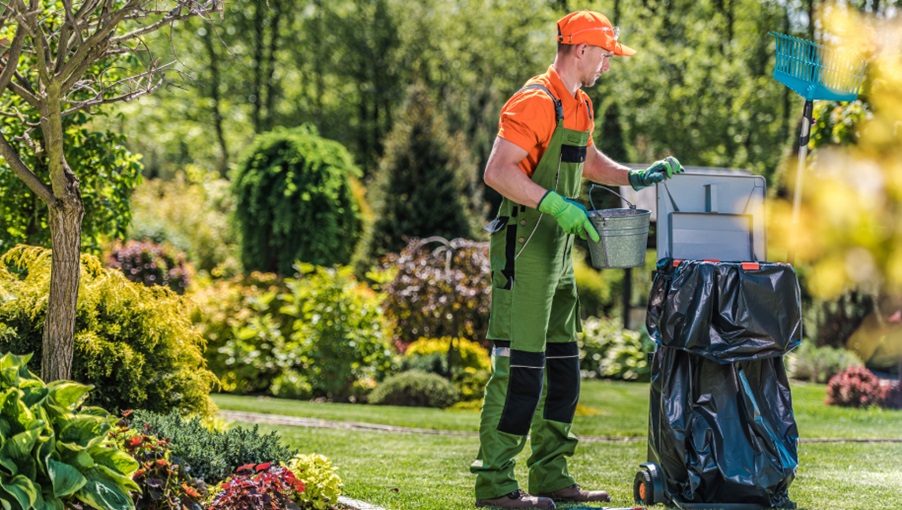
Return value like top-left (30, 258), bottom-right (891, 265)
top-left (586, 184), bottom-right (651, 269)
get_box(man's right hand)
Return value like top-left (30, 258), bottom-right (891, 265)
top-left (537, 191), bottom-right (600, 242)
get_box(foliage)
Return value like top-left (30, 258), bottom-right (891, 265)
top-left (111, 418), bottom-right (207, 509)
top-left (277, 264), bottom-right (395, 401)
top-left (578, 317), bottom-right (652, 381)
top-left (130, 409), bottom-right (297, 485)
top-left (380, 237), bottom-right (490, 350)
top-left (880, 380), bottom-right (902, 410)
top-left (232, 126), bottom-right (363, 275)
top-left (284, 453), bottom-right (342, 510)
top-left (573, 247), bottom-right (625, 319)
top-left (786, 341), bottom-right (864, 383)
top-left (0, 108), bottom-right (143, 256)
top-left (368, 370), bottom-right (460, 408)
top-left (825, 365), bottom-right (883, 408)
top-left (187, 272), bottom-right (284, 394)
top-left (354, 83), bottom-right (482, 266)
top-left (0, 352), bottom-right (140, 510)
top-left (403, 337), bottom-right (490, 402)
top-left (106, 240), bottom-right (193, 295)
top-left (128, 167), bottom-right (241, 276)
top-left (189, 265), bottom-right (396, 401)
top-left (208, 463), bottom-right (304, 510)
top-left (0, 246), bottom-right (216, 416)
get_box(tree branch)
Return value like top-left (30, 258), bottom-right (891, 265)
top-left (23, 0), bottom-right (54, 84)
top-left (8, 78), bottom-right (41, 106)
top-left (0, 10), bottom-right (28, 93)
top-left (0, 127), bottom-right (55, 204)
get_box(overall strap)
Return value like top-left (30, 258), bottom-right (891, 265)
top-left (519, 84), bottom-right (564, 122)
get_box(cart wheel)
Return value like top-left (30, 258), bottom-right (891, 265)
top-left (633, 469), bottom-right (655, 506)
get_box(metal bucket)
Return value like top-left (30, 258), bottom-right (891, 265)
top-left (586, 184), bottom-right (651, 269)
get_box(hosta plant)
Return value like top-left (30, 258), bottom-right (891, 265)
top-left (0, 352), bottom-right (139, 510)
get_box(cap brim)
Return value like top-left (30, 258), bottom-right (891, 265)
top-left (614, 41), bottom-right (637, 57)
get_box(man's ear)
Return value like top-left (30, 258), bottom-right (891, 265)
top-left (576, 42), bottom-right (590, 57)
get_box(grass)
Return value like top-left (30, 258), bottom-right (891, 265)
top-left (214, 380), bottom-right (902, 509)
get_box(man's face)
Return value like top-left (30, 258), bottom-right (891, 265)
top-left (582, 45), bottom-right (613, 87)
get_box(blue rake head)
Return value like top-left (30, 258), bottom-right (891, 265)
top-left (770, 32), bottom-right (867, 102)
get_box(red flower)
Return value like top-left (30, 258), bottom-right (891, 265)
top-left (127, 435), bottom-right (143, 447)
top-left (155, 458), bottom-right (168, 467)
top-left (256, 462), bottom-right (272, 472)
top-left (236, 463), bottom-right (255, 473)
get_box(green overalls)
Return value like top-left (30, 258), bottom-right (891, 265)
top-left (472, 84), bottom-right (590, 499)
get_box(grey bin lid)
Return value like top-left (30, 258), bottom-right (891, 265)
top-left (655, 172), bottom-right (767, 262)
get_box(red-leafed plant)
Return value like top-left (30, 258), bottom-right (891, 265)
top-left (111, 413), bottom-right (207, 509)
top-left (825, 366), bottom-right (884, 408)
top-left (209, 463), bottom-right (305, 509)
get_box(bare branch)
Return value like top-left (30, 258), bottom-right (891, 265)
top-left (55, 0), bottom-right (78, 74)
top-left (8, 78), bottom-right (40, 106)
top-left (56, 0), bottom-right (141, 88)
top-left (0, 9), bottom-right (28, 93)
top-left (0, 127), bottom-right (55, 205)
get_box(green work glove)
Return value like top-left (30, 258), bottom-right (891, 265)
top-left (628, 156), bottom-right (684, 190)
top-left (537, 190), bottom-right (600, 242)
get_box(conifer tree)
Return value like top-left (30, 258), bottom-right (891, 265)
top-left (356, 83), bottom-right (484, 267)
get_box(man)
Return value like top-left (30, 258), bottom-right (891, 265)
top-left (471, 10), bottom-right (683, 509)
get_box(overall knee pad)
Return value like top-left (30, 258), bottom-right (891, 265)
top-left (544, 342), bottom-right (580, 423)
top-left (498, 350), bottom-right (545, 435)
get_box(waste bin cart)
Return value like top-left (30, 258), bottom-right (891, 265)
top-left (633, 173), bottom-right (801, 509)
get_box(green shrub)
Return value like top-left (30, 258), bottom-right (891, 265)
top-left (128, 167), bottom-right (241, 276)
top-left (0, 352), bottom-right (140, 510)
top-left (285, 453), bottom-right (343, 510)
top-left (369, 370), bottom-right (459, 408)
top-left (380, 237), bottom-right (490, 350)
top-left (232, 125), bottom-right (363, 275)
top-left (786, 341), bottom-right (864, 383)
top-left (187, 272), bottom-right (285, 394)
top-left (573, 248), bottom-right (624, 319)
top-left (276, 264), bottom-right (395, 401)
top-left (578, 317), bottom-right (652, 381)
top-left (0, 245), bottom-right (216, 417)
top-left (107, 239), bottom-right (193, 294)
top-left (403, 337), bottom-right (490, 402)
top-left (130, 409), bottom-right (297, 485)
top-left (270, 370), bottom-right (314, 400)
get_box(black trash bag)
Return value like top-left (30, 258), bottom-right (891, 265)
top-left (647, 260), bottom-right (802, 363)
top-left (645, 260), bottom-right (801, 508)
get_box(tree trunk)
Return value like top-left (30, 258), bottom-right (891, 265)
top-left (41, 89), bottom-right (84, 382)
top-left (42, 197), bottom-right (84, 381)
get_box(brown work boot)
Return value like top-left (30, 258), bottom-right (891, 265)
top-left (537, 483), bottom-right (611, 502)
top-left (475, 489), bottom-right (556, 509)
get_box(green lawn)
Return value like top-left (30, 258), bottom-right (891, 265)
top-left (214, 380), bottom-right (902, 509)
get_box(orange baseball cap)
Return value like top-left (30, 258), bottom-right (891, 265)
top-left (557, 11), bottom-right (637, 57)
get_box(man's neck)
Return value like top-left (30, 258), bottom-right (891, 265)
top-left (551, 58), bottom-right (580, 98)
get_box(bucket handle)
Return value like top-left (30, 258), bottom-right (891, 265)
top-left (589, 184), bottom-right (637, 211)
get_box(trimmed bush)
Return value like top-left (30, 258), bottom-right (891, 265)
top-left (0, 352), bottom-right (139, 509)
top-left (285, 453), bottom-right (343, 510)
top-left (826, 365), bottom-right (883, 408)
top-left (369, 370), bottom-right (459, 408)
top-left (107, 239), bottom-right (192, 294)
top-left (786, 341), bottom-right (863, 383)
top-left (232, 125), bottom-right (362, 275)
top-left (881, 380), bottom-right (902, 410)
top-left (0, 245), bottom-right (216, 416)
top-left (380, 237), bottom-right (490, 350)
top-left (130, 409), bottom-right (297, 485)
top-left (403, 337), bottom-right (490, 402)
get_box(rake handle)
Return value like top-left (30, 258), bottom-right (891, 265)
top-left (789, 100), bottom-right (814, 264)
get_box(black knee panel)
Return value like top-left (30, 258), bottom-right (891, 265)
top-left (498, 350), bottom-right (545, 435)
top-left (544, 342), bottom-right (580, 423)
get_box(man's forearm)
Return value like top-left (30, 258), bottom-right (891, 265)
top-left (484, 164), bottom-right (550, 208)
top-left (583, 146), bottom-right (632, 186)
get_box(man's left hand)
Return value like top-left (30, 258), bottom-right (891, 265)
top-left (628, 156), bottom-right (684, 190)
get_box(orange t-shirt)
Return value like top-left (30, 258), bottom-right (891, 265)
top-left (497, 66), bottom-right (595, 178)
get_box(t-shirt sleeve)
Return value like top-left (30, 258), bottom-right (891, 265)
top-left (497, 93), bottom-right (555, 153)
